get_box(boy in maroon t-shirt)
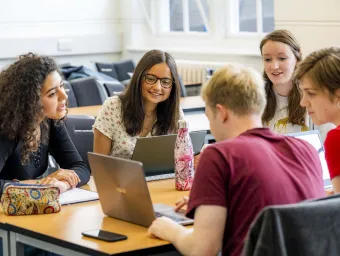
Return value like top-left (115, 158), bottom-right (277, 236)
top-left (148, 64), bottom-right (325, 256)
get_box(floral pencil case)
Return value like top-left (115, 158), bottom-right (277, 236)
top-left (1, 183), bottom-right (61, 216)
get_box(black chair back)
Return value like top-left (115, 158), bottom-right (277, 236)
top-left (113, 60), bottom-right (135, 82)
top-left (70, 77), bottom-right (107, 106)
top-left (95, 62), bottom-right (119, 80)
top-left (64, 115), bottom-right (95, 166)
top-left (63, 80), bottom-right (78, 107)
top-left (243, 194), bottom-right (340, 256)
top-left (103, 82), bottom-right (126, 96)
top-left (178, 75), bottom-right (187, 97)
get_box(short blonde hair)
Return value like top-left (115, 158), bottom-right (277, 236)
top-left (202, 63), bottom-right (266, 116)
top-left (294, 46), bottom-right (340, 96)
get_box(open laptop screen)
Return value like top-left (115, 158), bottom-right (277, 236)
top-left (287, 130), bottom-right (331, 189)
top-left (132, 131), bottom-right (207, 176)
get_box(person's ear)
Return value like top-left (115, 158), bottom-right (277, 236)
top-left (334, 88), bottom-right (340, 98)
top-left (334, 89), bottom-right (340, 108)
top-left (216, 104), bottom-right (229, 124)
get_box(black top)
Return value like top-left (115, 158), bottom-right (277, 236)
top-left (0, 120), bottom-right (91, 196)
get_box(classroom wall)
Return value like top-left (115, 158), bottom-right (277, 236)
top-left (0, 0), bottom-right (123, 69)
top-left (122, 0), bottom-right (263, 72)
top-left (275, 0), bottom-right (340, 55)
top-left (2, 0), bottom-right (339, 73)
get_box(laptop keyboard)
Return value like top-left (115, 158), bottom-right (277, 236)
top-left (155, 211), bottom-right (186, 222)
top-left (145, 173), bottom-right (175, 182)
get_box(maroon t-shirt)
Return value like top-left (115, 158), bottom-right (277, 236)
top-left (186, 128), bottom-right (324, 256)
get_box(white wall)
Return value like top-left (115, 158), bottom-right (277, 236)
top-left (7, 0), bottom-right (340, 73)
top-left (275, 0), bottom-right (340, 55)
top-left (0, 0), bottom-right (123, 69)
top-left (122, 0), bottom-right (263, 72)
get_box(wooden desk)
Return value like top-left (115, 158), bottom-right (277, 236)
top-left (68, 96), bottom-right (205, 117)
top-left (2, 178), bottom-right (189, 256)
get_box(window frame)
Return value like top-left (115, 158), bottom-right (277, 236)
top-left (152, 0), bottom-right (211, 36)
top-left (227, 0), bottom-right (270, 38)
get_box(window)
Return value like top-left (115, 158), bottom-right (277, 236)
top-left (169, 0), bottom-right (210, 33)
top-left (236, 0), bottom-right (274, 33)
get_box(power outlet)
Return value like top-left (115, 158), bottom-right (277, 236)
top-left (57, 39), bottom-right (73, 52)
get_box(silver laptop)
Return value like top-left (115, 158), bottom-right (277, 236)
top-left (132, 130), bottom-right (207, 176)
top-left (287, 130), bottom-right (331, 189)
top-left (87, 152), bottom-right (194, 227)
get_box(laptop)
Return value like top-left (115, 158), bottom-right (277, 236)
top-left (287, 130), bottom-right (332, 189)
top-left (132, 130), bottom-right (207, 177)
top-left (88, 152), bottom-right (194, 227)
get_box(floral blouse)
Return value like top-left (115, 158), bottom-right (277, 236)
top-left (93, 96), bottom-right (184, 159)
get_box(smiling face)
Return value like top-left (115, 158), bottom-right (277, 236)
top-left (40, 71), bottom-right (68, 120)
top-left (262, 40), bottom-right (298, 93)
top-left (141, 62), bottom-right (173, 108)
top-left (299, 76), bottom-right (340, 126)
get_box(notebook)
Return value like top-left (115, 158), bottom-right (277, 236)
top-left (59, 188), bottom-right (99, 205)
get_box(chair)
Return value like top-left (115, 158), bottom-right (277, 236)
top-left (243, 194), bottom-right (340, 256)
top-left (70, 77), bottom-right (107, 107)
top-left (64, 115), bottom-right (95, 166)
top-left (63, 80), bottom-right (78, 107)
top-left (113, 60), bottom-right (135, 82)
top-left (99, 81), bottom-right (125, 96)
top-left (95, 62), bottom-right (119, 80)
top-left (178, 75), bottom-right (187, 97)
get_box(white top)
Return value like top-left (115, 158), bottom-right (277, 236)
top-left (93, 96), bottom-right (184, 159)
top-left (266, 92), bottom-right (309, 134)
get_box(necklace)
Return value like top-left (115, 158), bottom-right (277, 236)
top-left (32, 143), bottom-right (42, 168)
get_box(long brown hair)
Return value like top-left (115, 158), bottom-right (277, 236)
top-left (120, 50), bottom-right (181, 136)
top-left (0, 53), bottom-right (61, 163)
top-left (260, 29), bottom-right (306, 125)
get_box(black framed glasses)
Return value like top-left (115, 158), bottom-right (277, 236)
top-left (144, 74), bottom-right (173, 89)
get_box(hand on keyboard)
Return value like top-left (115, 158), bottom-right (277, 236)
top-left (175, 196), bottom-right (189, 212)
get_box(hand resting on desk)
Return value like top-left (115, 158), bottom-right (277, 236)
top-left (45, 168), bottom-right (81, 188)
top-left (38, 169), bottom-right (81, 193)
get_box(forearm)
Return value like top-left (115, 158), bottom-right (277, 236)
top-left (171, 227), bottom-right (197, 256)
top-left (72, 164), bottom-right (91, 187)
top-left (171, 223), bottom-right (221, 256)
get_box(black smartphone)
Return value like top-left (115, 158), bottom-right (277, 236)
top-left (82, 229), bottom-right (127, 242)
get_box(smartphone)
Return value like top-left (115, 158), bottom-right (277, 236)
top-left (82, 229), bottom-right (127, 242)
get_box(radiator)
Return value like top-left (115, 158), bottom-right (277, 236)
top-left (176, 60), bottom-right (227, 85)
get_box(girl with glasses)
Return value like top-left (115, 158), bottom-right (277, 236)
top-left (93, 49), bottom-right (184, 159)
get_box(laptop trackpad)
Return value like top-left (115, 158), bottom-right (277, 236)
top-left (153, 203), bottom-right (188, 218)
